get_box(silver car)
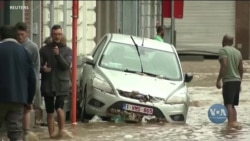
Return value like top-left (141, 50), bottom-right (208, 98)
top-left (79, 33), bottom-right (193, 124)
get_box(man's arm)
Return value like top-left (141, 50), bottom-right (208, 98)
top-left (55, 47), bottom-right (72, 70)
top-left (25, 50), bottom-right (36, 104)
top-left (30, 43), bottom-right (40, 76)
top-left (217, 57), bottom-right (228, 82)
top-left (28, 65), bottom-right (36, 104)
top-left (39, 48), bottom-right (46, 73)
top-left (33, 44), bottom-right (40, 76)
top-left (238, 59), bottom-right (243, 80)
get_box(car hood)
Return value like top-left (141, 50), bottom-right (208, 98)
top-left (100, 68), bottom-right (184, 99)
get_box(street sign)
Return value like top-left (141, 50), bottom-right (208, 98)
top-left (162, 0), bottom-right (184, 19)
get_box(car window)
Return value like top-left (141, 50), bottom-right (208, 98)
top-left (99, 42), bottom-right (182, 80)
top-left (142, 50), bottom-right (181, 80)
top-left (93, 37), bottom-right (108, 63)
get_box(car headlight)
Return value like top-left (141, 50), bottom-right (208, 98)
top-left (92, 76), bottom-right (114, 94)
top-left (165, 88), bottom-right (188, 104)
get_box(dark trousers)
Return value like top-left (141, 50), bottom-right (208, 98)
top-left (0, 103), bottom-right (24, 141)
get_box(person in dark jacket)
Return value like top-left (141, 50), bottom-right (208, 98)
top-left (40, 24), bottom-right (72, 138)
top-left (0, 25), bottom-right (36, 140)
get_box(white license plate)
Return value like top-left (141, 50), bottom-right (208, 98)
top-left (123, 103), bottom-right (154, 115)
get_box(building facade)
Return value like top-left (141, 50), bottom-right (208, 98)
top-left (42, 1), bottom-right (96, 55)
top-left (164, 1), bottom-right (249, 59)
top-left (0, 1), bottom-right (249, 59)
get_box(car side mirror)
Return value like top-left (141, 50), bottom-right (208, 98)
top-left (77, 55), bottom-right (84, 67)
top-left (184, 73), bottom-right (193, 83)
top-left (83, 55), bottom-right (94, 66)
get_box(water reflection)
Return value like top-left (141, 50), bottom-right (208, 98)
top-left (35, 120), bottom-right (250, 141)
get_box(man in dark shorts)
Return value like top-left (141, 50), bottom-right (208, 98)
top-left (40, 25), bottom-right (72, 138)
top-left (216, 34), bottom-right (243, 129)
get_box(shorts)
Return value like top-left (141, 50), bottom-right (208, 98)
top-left (222, 81), bottom-right (241, 106)
top-left (44, 95), bottom-right (66, 113)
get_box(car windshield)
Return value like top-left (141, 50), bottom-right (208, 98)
top-left (99, 42), bottom-right (182, 80)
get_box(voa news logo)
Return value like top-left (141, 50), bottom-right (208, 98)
top-left (208, 104), bottom-right (228, 124)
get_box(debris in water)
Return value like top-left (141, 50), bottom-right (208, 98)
top-left (107, 108), bottom-right (167, 123)
top-left (141, 115), bottom-right (156, 123)
top-left (111, 115), bottom-right (123, 123)
top-left (89, 115), bottom-right (103, 123)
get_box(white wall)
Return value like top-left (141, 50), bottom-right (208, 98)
top-left (42, 1), bottom-right (96, 55)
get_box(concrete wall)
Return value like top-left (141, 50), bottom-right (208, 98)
top-left (96, 1), bottom-right (118, 43)
top-left (117, 0), bottom-right (161, 38)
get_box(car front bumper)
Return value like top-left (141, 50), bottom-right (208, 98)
top-left (85, 88), bottom-right (189, 124)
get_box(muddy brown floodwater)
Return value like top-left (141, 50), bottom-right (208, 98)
top-left (1, 60), bottom-right (250, 141)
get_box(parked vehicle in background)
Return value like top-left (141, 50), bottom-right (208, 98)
top-left (78, 33), bottom-right (193, 124)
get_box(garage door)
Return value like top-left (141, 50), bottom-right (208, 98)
top-left (174, 1), bottom-right (235, 55)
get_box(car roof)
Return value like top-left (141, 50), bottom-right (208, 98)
top-left (109, 33), bottom-right (175, 53)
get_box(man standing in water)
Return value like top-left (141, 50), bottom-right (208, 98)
top-left (40, 24), bottom-right (72, 138)
top-left (216, 34), bottom-right (243, 129)
top-left (15, 22), bottom-right (42, 133)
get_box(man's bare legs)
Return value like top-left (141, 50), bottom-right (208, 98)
top-left (232, 106), bottom-right (237, 123)
top-left (225, 104), bottom-right (234, 126)
top-left (48, 108), bottom-right (69, 138)
top-left (22, 109), bottom-right (30, 133)
top-left (232, 106), bottom-right (242, 129)
top-left (226, 105), bottom-right (241, 129)
top-left (47, 113), bottom-right (55, 138)
top-left (56, 108), bottom-right (65, 136)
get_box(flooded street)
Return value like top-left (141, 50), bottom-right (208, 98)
top-left (2, 60), bottom-right (250, 141)
top-left (38, 60), bottom-right (250, 141)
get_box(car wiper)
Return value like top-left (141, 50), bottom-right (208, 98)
top-left (130, 36), bottom-right (144, 73)
top-left (124, 69), bottom-right (141, 74)
top-left (143, 72), bottom-right (171, 80)
top-left (142, 71), bottom-right (157, 77)
top-left (157, 75), bottom-right (171, 80)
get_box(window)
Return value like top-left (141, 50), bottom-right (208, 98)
top-left (92, 37), bottom-right (108, 63)
top-left (99, 41), bottom-right (182, 80)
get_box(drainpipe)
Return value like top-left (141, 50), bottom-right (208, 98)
top-left (71, 0), bottom-right (78, 126)
top-left (170, 0), bottom-right (175, 45)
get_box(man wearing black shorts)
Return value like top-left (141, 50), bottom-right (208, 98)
top-left (216, 34), bottom-right (243, 129)
top-left (40, 25), bottom-right (72, 138)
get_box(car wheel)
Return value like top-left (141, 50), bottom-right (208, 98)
top-left (80, 86), bottom-right (92, 122)
top-left (76, 81), bottom-right (83, 119)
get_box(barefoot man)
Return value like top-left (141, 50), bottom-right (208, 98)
top-left (216, 34), bottom-right (243, 129)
